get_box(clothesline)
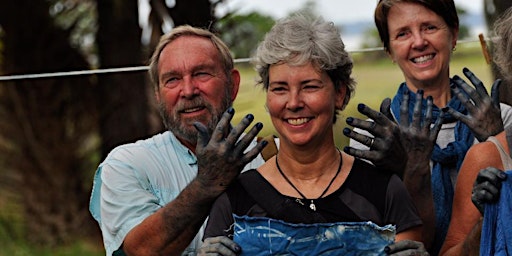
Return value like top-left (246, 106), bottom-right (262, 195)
top-left (0, 38), bottom-right (490, 82)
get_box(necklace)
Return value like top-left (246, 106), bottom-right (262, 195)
top-left (275, 150), bottom-right (342, 211)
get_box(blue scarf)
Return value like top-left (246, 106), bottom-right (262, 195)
top-left (390, 82), bottom-right (474, 255)
top-left (480, 170), bottom-right (512, 256)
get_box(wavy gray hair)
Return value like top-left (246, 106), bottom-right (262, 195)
top-left (252, 14), bottom-right (355, 115)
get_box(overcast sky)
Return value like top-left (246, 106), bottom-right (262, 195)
top-left (216, 0), bottom-right (482, 23)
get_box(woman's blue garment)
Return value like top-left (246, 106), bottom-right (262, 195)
top-left (480, 170), bottom-right (512, 256)
top-left (233, 215), bottom-right (395, 255)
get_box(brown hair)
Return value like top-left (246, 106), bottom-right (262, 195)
top-left (374, 0), bottom-right (459, 52)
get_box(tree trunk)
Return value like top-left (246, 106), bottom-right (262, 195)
top-left (96, 0), bottom-right (151, 160)
top-left (0, 0), bottom-right (99, 246)
top-left (484, 0), bottom-right (512, 105)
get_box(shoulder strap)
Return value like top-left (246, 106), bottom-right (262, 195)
top-left (238, 170), bottom-right (285, 216)
top-left (487, 136), bottom-right (512, 170)
top-left (257, 134), bottom-right (278, 161)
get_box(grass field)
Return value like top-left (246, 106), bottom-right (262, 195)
top-left (232, 41), bottom-right (493, 148)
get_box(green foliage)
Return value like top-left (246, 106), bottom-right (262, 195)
top-left (216, 12), bottom-right (275, 59)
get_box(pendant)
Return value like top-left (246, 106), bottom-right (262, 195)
top-left (310, 200), bottom-right (316, 211)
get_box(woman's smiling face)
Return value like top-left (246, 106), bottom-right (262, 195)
top-left (266, 61), bottom-right (345, 147)
top-left (387, 2), bottom-right (458, 89)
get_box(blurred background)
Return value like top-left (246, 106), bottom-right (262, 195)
top-left (0, 0), bottom-right (510, 255)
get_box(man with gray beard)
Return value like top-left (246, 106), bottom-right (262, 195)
top-left (89, 25), bottom-right (268, 256)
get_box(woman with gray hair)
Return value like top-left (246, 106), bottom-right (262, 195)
top-left (198, 14), bottom-right (428, 256)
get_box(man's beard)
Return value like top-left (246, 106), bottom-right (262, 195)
top-left (159, 88), bottom-right (233, 146)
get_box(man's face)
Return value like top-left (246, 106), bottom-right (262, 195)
top-left (156, 36), bottom-right (239, 149)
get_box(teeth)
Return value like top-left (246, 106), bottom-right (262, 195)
top-left (287, 118), bottom-right (309, 125)
top-left (183, 107), bottom-right (202, 113)
top-left (413, 54), bottom-right (434, 64)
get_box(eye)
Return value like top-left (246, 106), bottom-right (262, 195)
top-left (423, 25), bottom-right (438, 34)
top-left (269, 85), bottom-right (287, 93)
top-left (163, 77), bottom-right (180, 88)
top-left (303, 84), bottom-right (321, 91)
top-left (395, 30), bottom-right (409, 40)
top-left (194, 71), bottom-right (213, 81)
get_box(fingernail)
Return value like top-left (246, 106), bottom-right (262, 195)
top-left (227, 107), bottom-right (234, 114)
top-left (256, 122), bottom-right (263, 129)
top-left (384, 246), bottom-right (390, 253)
top-left (463, 67), bottom-right (469, 73)
top-left (346, 117), bottom-right (354, 124)
top-left (234, 245), bottom-right (242, 252)
top-left (246, 113), bottom-right (254, 121)
top-left (427, 95), bottom-right (433, 101)
top-left (357, 103), bottom-right (365, 111)
top-left (260, 140), bottom-right (268, 147)
top-left (343, 146), bottom-right (350, 153)
top-left (343, 127), bottom-right (351, 135)
top-left (453, 75), bottom-right (461, 80)
top-left (499, 172), bottom-right (507, 179)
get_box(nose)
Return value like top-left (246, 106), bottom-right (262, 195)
top-left (286, 90), bottom-right (304, 111)
top-left (180, 76), bottom-right (199, 99)
top-left (411, 31), bottom-right (427, 49)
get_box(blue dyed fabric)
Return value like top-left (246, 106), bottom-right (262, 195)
top-left (480, 170), bottom-right (512, 256)
top-left (233, 215), bottom-right (395, 255)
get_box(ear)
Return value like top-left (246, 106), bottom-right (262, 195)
top-left (387, 49), bottom-right (395, 63)
top-left (230, 69), bottom-right (241, 101)
top-left (451, 27), bottom-right (459, 50)
top-left (154, 88), bottom-right (161, 103)
top-left (335, 83), bottom-right (348, 110)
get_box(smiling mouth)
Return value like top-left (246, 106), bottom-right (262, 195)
top-left (181, 106), bottom-right (205, 113)
top-left (287, 118), bottom-right (311, 125)
top-left (411, 54), bottom-right (435, 64)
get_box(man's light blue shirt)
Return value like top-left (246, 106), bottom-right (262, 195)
top-left (89, 131), bottom-right (266, 255)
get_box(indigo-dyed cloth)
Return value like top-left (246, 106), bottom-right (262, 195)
top-left (390, 82), bottom-right (474, 255)
top-left (480, 170), bottom-right (512, 256)
top-left (233, 215), bottom-right (395, 255)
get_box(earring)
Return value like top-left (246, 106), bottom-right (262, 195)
top-left (452, 46), bottom-right (457, 52)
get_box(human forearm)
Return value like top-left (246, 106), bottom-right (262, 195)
top-left (123, 178), bottom-right (220, 255)
top-left (460, 219), bottom-right (482, 256)
top-left (403, 159), bottom-right (435, 249)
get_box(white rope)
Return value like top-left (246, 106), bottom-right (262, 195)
top-left (0, 38), bottom-right (488, 82)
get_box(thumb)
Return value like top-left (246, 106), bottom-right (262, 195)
top-left (380, 98), bottom-right (394, 121)
top-left (491, 79), bottom-right (501, 109)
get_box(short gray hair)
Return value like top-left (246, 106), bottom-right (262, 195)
top-left (148, 25), bottom-right (234, 92)
top-left (252, 14), bottom-right (355, 112)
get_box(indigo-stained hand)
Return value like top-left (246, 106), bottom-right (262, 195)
top-left (472, 166), bottom-right (507, 215)
top-left (194, 107), bottom-right (266, 194)
top-left (385, 240), bottom-right (429, 256)
top-left (343, 98), bottom-right (407, 176)
top-left (197, 236), bottom-right (241, 256)
top-left (444, 67), bottom-right (503, 142)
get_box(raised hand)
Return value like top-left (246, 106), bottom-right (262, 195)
top-left (194, 107), bottom-right (266, 195)
top-left (399, 90), bottom-right (443, 177)
top-left (343, 98), bottom-right (407, 176)
top-left (197, 236), bottom-right (241, 256)
top-left (444, 67), bottom-right (503, 142)
top-left (385, 240), bottom-right (429, 256)
top-left (471, 167), bottom-right (507, 215)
